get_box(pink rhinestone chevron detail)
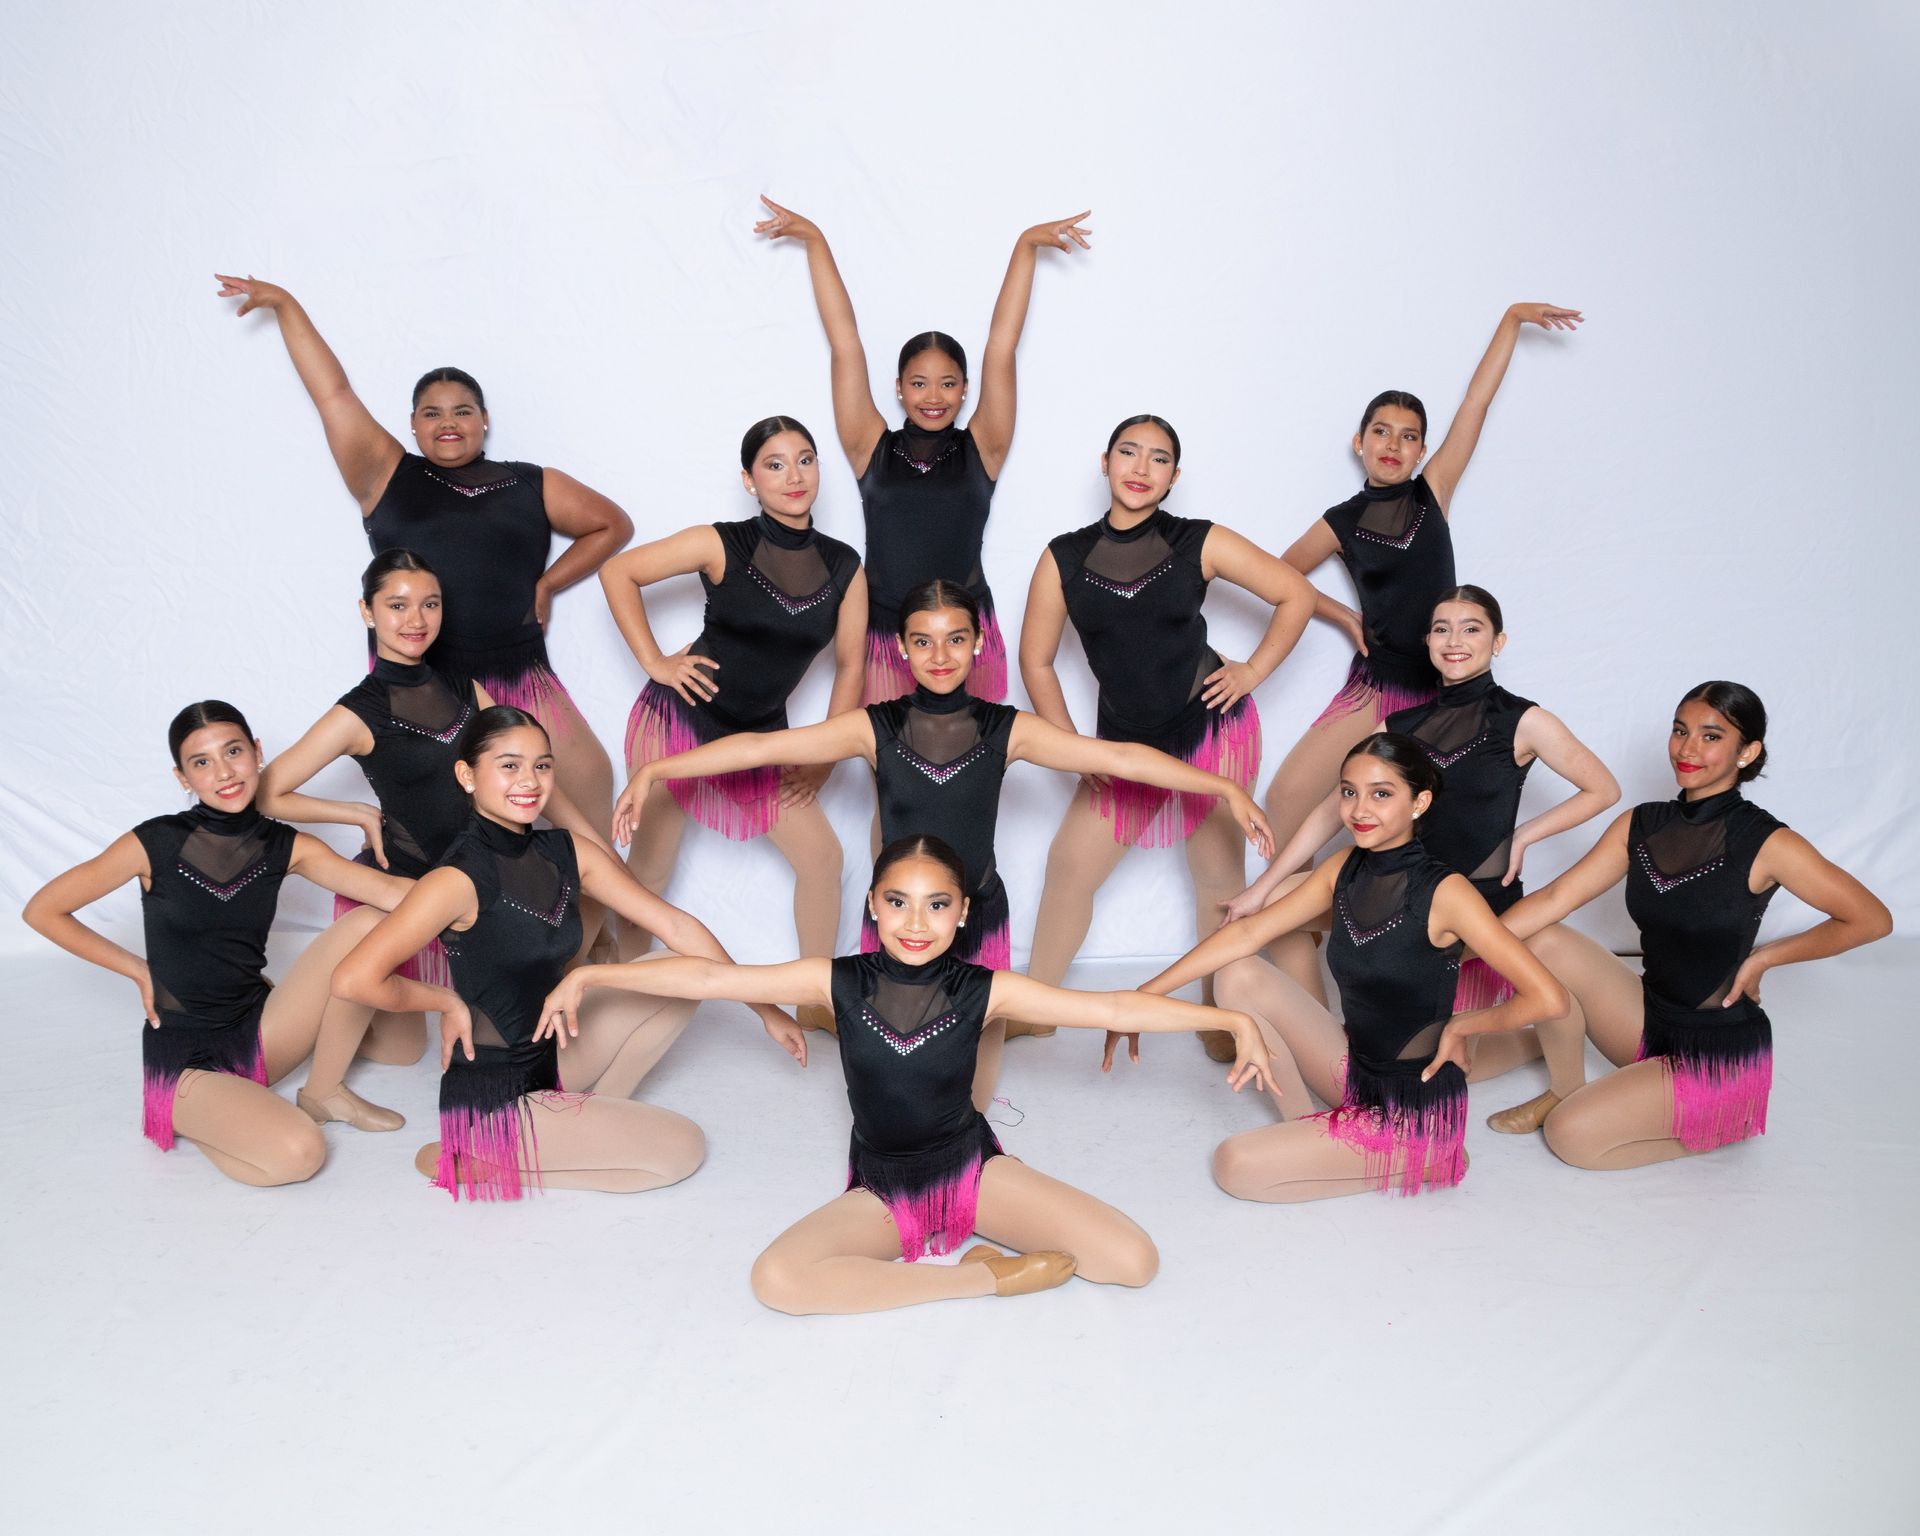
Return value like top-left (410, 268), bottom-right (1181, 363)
top-left (1337, 893), bottom-right (1404, 946)
top-left (505, 886), bottom-right (573, 928)
top-left (176, 860), bottom-right (269, 902)
top-left (1353, 504), bottom-right (1424, 550)
top-left (1422, 730), bottom-right (1492, 768)
top-left (893, 741), bottom-right (988, 785)
top-left (1635, 843), bottom-right (1722, 894)
top-left (859, 1004), bottom-right (962, 1056)
top-left (393, 701), bottom-right (473, 744)
top-left (747, 562), bottom-right (836, 616)
top-left (1081, 558), bottom-right (1174, 599)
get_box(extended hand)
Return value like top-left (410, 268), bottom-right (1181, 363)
top-left (214, 273), bottom-right (289, 316)
top-left (1226, 790), bottom-right (1275, 860)
top-left (1511, 303), bottom-right (1584, 332)
top-left (762, 1007), bottom-right (809, 1066)
top-left (754, 195), bottom-right (821, 243)
top-left (1023, 211), bottom-right (1093, 252)
top-left (1224, 1014), bottom-right (1273, 1094)
top-left (1101, 1030), bottom-right (1141, 1072)
top-left (611, 774), bottom-right (653, 848)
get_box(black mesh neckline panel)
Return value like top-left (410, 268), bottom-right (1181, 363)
top-left (900, 706), bottom-right (984, 767)
top-left (1083, 526), bottom-right (1177, 590)
top-left (748, 535), bottom-right (833, 604)
top-left (388, 673), bottom-right (473, 743)
top-left (177, 822), bottom-right (276, 897)
top-left (1638, 813), bottom-right (1730, 891)
top-left (1354, 484), bottom-right (1427, 547)
top-left (491, 842), bottom-right (570, 928)
top-left (864, 971), bottom-right (961, 1052)
top-left (419, 456), bottom-right (523, 496)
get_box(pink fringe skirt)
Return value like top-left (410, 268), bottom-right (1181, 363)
top-left (863, 593), bottom-right (1008, 705)
top-left (434, 1044), bottom-right (585, 1202)
top-left (848, 1115), bottom-right (1005, 1261)
top-left (1453, 956), bottom-right (1515, 1013)
top-left (141, 1003), bottom-right (268, 1150)
top-left (1094, 695), bottom-right (1261, 849)
top-left (1311, 653), bottom-right (1439, 730)
top-left (333, 888), bottom-right (451, 989)
top-left (1315, 1052), bottom-right (1468, 1196)
top-left (1637, 987), bottom-right (1772, 1153)
top-left (624, 682), bottom-right (783, 841)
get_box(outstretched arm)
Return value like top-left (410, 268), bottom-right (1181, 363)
top-left (22, 833), bottom-right (160, 1023)
top-left (1199, 525), bottom-right (1317, 710)
top-left (1226, 790), bottom-right (1345, 921)
top-left (1499, 810), bottom-right (1631, 940)
top-left (1724, 831), bottom-right (1893, 1005)
top-left (536, 470), bottom-right (636, 628)
top-left (1016, 550), bottom-right (1079, 734)
top-left (257, 706), bottom-right (387, 865)
top-left (213, 275), bottom-right (404, 510)
top-left (537, 954), bottom-right (832, 1067)
top-left (1502, 706), bottom-right (1620, 887)
top-left (1142, 855), bottom-right (1346, 998)
top-left (754, 197), bottom-right (887, 473)
top-left (968, 211), bottom-right (1092, 477)
top-left (1423, 302), bottom-right (1583, 509)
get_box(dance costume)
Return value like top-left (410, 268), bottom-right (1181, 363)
top-left (831, 950), bottom-right (1004, 1259)
top-left (1319, 841), bottom-right (1466, 1195)
top-left (364, 453), bottom-right (574, 720)
top-left (1049, 509), bottom-right (1259, 846)
top-left (860, 685), bottom-right (1018, 968)
top-left (130, 803), bottom-right (296, 1148)
top-left (1625, 788), bottom-right (1784, 1152)
top-left (330, 656), bottom-right (480, 985)
top-left (1387, 670), bottom-right (1537, 1009)
top-left (624, 513), bottom-right (860, 838)
top-left (858, 424), bottom-right (1007, 703)
top-left (1314, 476), bottom-right (1455, 724)
top-left (433, 816), bottom-right (585, 1201)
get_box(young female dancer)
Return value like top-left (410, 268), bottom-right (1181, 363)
top-left (332, 707), bottom-right (800, 1201)
top-left (212, 275), bottom-right (628, 832)
top-left (1261, 304), bottom-right (1584, 860)
top-left (534, 835), bottom-right (1272, 1313)
top-left (602, 417), bottom-right (864, 964)
top-left (1020, 415), bottom-right (1315, 1045)
top-left (1484, 683), bottom-right (1890, 1162)
top-left (611, 578), bottom-right (1274, 1089)
top-left (753, 196), bottom-right (1091, 702)
top-left (23, 702), bottom-right (411, 1183)
top-left (260, 550), bottom-right (611, 1129)
top-left (1121, 734), bottom-right (1567, 1200)
top-left (1227, 585), bottom-right (1618, 1036)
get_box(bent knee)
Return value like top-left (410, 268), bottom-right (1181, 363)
top-left (261, 1121), bottom-right (327, 1185)
top-left (1098, 1229), bottom-right (1159, 1289)
top-left (1214, 958), bottom-right (1261, 1012)
top-left (749, 1250), bottom-right (814, 1316)
top-left (1211, 1136), bottom-right (1266, 1202)
top-left (1542, 1101), bottom-right (1612, 1171)
top-left (659, 1118), bottom-right (707, 1184)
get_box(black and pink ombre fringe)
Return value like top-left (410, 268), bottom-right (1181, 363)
top-left (333, 892), bottom-right (451, 988)
top-left (862, 600), bottom-right (1008, 705)
top-left (433, 1053), bottom-right (566, 1202)
top-left (141, 1012), bottom-right (267, 1150)
top-left (1095, 696), bottom-right (1261, 849)
top-left (1316, 1054), bottom-right (1467, 1196)
top-left (1453, 957), bottom-right (1515, 1013)
top-left (1311, 653), bottom-right (1439, 730)
top-left (624, 682), bottom-right (783, 841)
top-left (1637, 990), bottom-right (1772, 1153)
top-left (848, 1118), bottom-right (1004, 1261)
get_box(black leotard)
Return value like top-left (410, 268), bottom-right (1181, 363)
top-left (857, 424), bottom-right (994, 623)
top-left (1322, 476), bottom-right (1456, 695)
top-left (364, 454), bottom-right (551, 682)
top-left (1388, 671), bottom-right (1537, 915)
top-left (335, 659), bottom-right (479, 879)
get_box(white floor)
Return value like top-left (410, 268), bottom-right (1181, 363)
top-left (4, 941), bottom-right (1916, 1535)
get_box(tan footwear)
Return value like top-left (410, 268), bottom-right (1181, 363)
top-left (1001, 1019), bottom-right (1056, 1040)
top-left (960, 1243), bottom-right (1076, 1296)
top-left (1199, 1029), bottom-right (1237, 1063)
top-left (1486, 1090), bottom-right (1561, 1135)
top-left (413, 1142), bottom-right (441, 1180)
top-left (297, 1084), bottom-right (405, 1132)
top-left (796, 1003), bottom-right (837, 1035)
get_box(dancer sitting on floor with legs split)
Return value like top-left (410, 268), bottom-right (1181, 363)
top-left (536, 834), bottom-right (1273, 1314)
top-left (753, 197), bottom-right (1092, 703)
top-left (1020, 415), bottom-right (1316, 1052)
top-left (332, 707), bottom-right (804, 1201)
top-left (602, 417), bottom-right (863, 1028)
top-left (1262, 303), bottom-right (1584, 866)
top-left (212, 275), bottom-right (628, 849)
top-left (23, 701), bottom-right (412, 1184)
top-left (1114, 733), bottom-right (1566, 1200)
top-left (259, 549), bottom-right (612, 1130)
top-left (1483, 682), bottom-right (1890, 1162)
top-left (611, 578), bottom-right (1274, 1100)
top-left (1226, 586), bottom-right (1617, 1093)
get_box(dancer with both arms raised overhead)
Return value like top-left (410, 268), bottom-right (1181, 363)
top-left (752, 196), bottom-right (1091, 702)
top-left (612, 576), bottom-right (1274, 1094)
top-left (536, 834), bottom-right (1273, 1314)
top-left (24, 702), bottom-right (411, 1184)
top-left (1484, 682), bottom-right (1889, 1161)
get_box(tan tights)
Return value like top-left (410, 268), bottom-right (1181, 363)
top-left (1260, 698), bottom-right (1383, 869)
top-left (749, 1157), bottom-right (1159, 1316)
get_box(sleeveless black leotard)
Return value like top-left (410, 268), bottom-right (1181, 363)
top-left (1320, 475), bottom-right (1456, 709)
top-left (1321, 841), bottom-right (1467, 1194)
top-left (131, 803), bottom-right (297, 1146)
top-left (336, 659), bottom-right (480, 879)
top-left (831, 950), bottom-right (1002, 1260)
top-left (432, 815), bottom-right (585, 1200)
top-left (1624, 788), bottom-right (1786, 1150)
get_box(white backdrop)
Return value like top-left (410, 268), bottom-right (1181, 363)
top-left (3, 0), bottom-right (1912, 966)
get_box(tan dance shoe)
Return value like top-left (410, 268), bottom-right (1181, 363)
top-left (1486, 1090), bottom-right (1561, 1134)
top-left (959, 1243), bottom-right (1077, 1296)
top-left (413, 1142), bottom-right (441, 1180)
top-left (296, 1084), bottom-right (405, 1132)
top-left (1199, 1029), bottom-right (1238, 1063)
top-left (796, 1003), bottom-right (837, 1035)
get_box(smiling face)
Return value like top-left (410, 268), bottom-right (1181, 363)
top-left (1102, 421), bottom-right (1181, 515)
top-left (897, 348), bottom-right (966, 431)
top-left (899, 604), bottom-right (980, 693)
top-left (1338, 754), bottom-right (1431, 848)
top-left (455, 725), bottom-right (554, 827)
top-left (1353, 404), bottom-right (1425, 487)
top-left (1668, 698), bottom-right (1758, 798)
top-left (173, 723), bottom-right (264, 812)
top-left (867, 854), bottom-right (968, 964)
top-left (740, 429), bottom-right (820, 522)
top-left (1427, 599), bottom-right (1502, 683)
top-left (411, 381), bottom-right (487, 467)
top-left (361, 570), bottom-right (444, 663)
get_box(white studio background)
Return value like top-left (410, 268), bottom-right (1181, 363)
top-left (1, 0), bottom-right (1911, 969)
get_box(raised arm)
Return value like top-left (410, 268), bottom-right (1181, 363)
top-left (536, 470), bottom-right (636, 627)
top-left (1281, 518), bottom-right (1367, 654)
top-left (754, 197), bottom-right (887, 473)
top-left (213, 275), bottom-right (404, 511)
top-left (1503, 706), bottom-right (1621, 887)
top-left (1724, 831), bottom-right (1893, 1006)
top-left (1422, 302), bottom-right (1583, 510)
top-left (288, 833), bottom-right (411, 911)
top-left (22, 833), bottom-right (160, 1023)
top-left (1499, 810), bottom-right (1631, 941)
top-left (968, 212), bottom-right (1092, 477)
top-left (1226, 789), bottom-right (1345, 921)
top-left (1421, 874), bottom-right (1571, 1080)
top-left (1017, 549), bottom-right (1078, 734)
top-left (257, 706), bottom-right (386, 865)
top-left (1199, 525), bottom-right (1317, 711)
top-left (599, 525), bottom-right (728, 705)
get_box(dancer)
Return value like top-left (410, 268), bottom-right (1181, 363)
top-left (332, 706), bottom-right (801, 1200)
top-left (753, 196), bottom-right (1091, 702)
top-left (535, 834), bottom-right (1272, 1313)
top-left (260, 549), bottom-right (610, 1127)
top-left (612, 577), bottom-right (1274, 1092)
top-left (602, 417), bottom-right (863, 968)
top-left (1228, 585), bottom-right (1617, 1029)
top-left (22, 702), bottom-right (411, 1183)
top-left (1261, 303), bottom-right (1584, 860)
top-left (1123, 733), bottom-right (1567, 1200)
top-left (1485, 683), bottom-right (1890, 1162)
top-left (212, 274), bottom-right (627, 834)
top-left (1020, 415), bottom-right (1315, 1048)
